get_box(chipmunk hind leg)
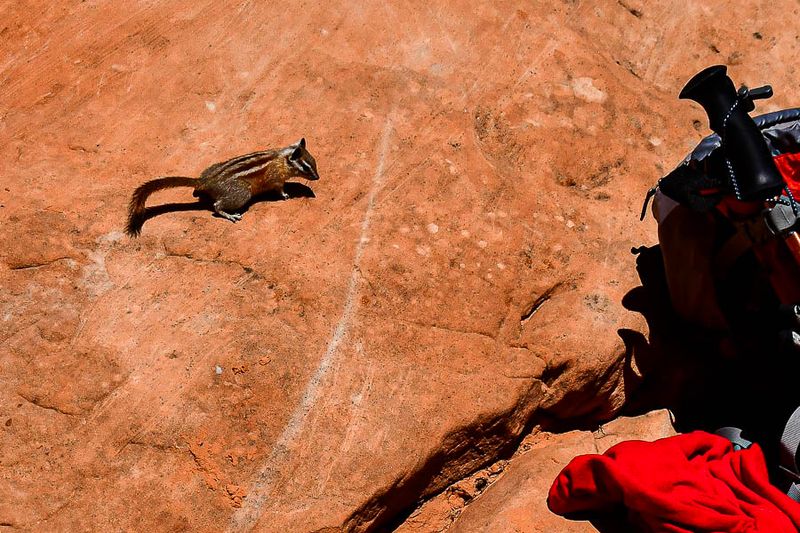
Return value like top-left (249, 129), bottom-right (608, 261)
top-left (211, 183), bottom-right (252, 223)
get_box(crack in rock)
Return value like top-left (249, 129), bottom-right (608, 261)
top-left (397, 318), bottom-right (498, 342)
top-left (343, 380), bottom-right (545, 532)
top-left (520, 282), bottom-right (564, 325)
top-left (162, 251), bottom-right (254, 273)
top-left (7, 256), bottom-right (75, 271)
top-left (16, 392), bottom-right (81, 417)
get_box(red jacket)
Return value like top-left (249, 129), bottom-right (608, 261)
top-left (548, 431), bottom-right (800, 532)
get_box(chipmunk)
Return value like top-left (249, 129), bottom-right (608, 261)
top-left (125, 138), bottom-right (319, 236)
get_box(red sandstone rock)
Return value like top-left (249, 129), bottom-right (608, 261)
top-left (0, 1), bottom-right (796, 531)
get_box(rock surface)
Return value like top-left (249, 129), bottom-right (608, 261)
top-left (1, 1), bottom-right (798, 531)
top-left (444, 410), bottom-right (676, 532)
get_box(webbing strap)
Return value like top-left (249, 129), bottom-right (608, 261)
top-left (780, 405), bottom-right (800, 476)
top-left (715, 427), bottom-right (753, 451)
top-left (788, 483), bottom-right (800, 503)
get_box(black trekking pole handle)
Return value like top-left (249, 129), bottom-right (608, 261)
top-left (679, 65), bottom-right (784, 202)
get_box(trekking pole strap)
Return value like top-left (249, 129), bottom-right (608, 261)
top-left (715, 427), bottom-right (753, 451)
top-left (788, 482), bottom-right (800, 503)
top-left (780, 405), bottom-right (800, 478)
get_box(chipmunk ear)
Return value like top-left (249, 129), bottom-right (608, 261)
top-left (296, 138), bottom-right (306, 149)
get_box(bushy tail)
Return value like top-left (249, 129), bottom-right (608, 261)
top-left (125, 176), bottom-right (196, 237)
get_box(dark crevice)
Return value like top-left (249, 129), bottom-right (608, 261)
top-left (16, 392), bottom-right (81, 417)
top-left (541, 360), bottom-right (571, 387)
top-left (345, 381), bottom-right (547, 532)
top-left (520, 282), bottom-right (564, 324)
top-left (617, 0), bottom-right (643, 18)
top-left (376, 399), bottom-right (618, 533)
top-left (8, 257), bottom-right (74, 271)
top-left (162, 250), bottom-right (254, 274)
top-left (348, 350), bottom-right (631, 533)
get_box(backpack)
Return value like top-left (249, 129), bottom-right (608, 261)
top-left (648, 107), bottom-right (800, 500)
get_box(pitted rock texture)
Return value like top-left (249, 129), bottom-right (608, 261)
top-left (1, 1), bottom-right (798, 531)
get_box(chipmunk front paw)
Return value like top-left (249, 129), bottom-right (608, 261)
top-left (217, 211), bottom-right (242, 222)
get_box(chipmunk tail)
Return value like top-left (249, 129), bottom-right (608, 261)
top-left (125, 176), bottom-right (197, 237)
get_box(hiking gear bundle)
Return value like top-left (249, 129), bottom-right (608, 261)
top-left (647, 65), bottom-right (800, 504)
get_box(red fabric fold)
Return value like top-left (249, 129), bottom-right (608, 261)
top-left (774, 151), bottom-right (800, 198)
top-left (547, 431), bottom-right (800, 532)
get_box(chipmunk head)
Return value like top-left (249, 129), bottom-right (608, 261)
top-left (287, 138), bottom-right (320, 181)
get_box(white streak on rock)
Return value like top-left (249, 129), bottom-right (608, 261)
top-left (228, 116), bottom-right (394, 532)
